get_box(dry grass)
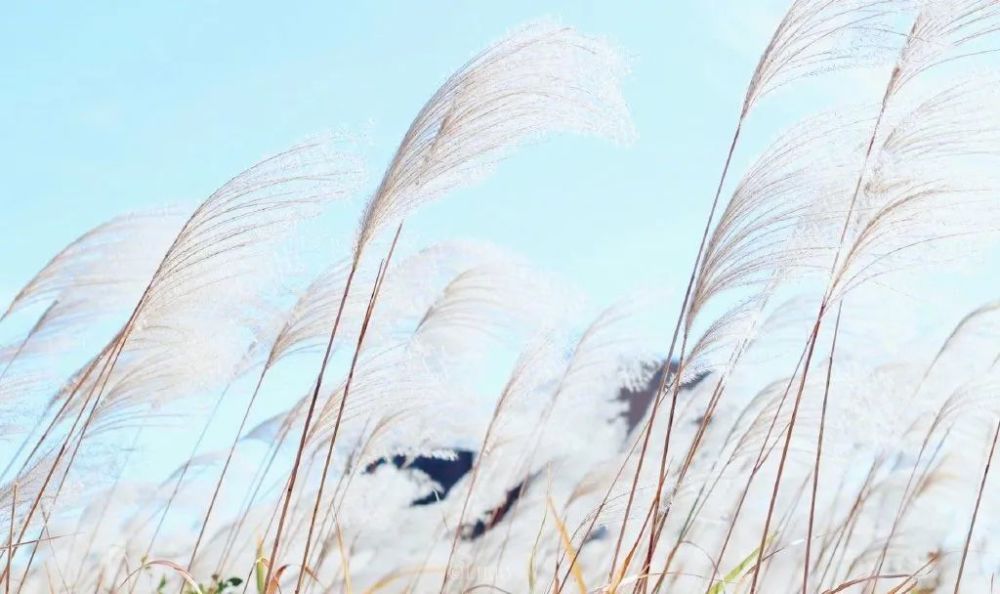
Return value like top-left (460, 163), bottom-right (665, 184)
top-left (3, 4), bottom-right (1000, 594)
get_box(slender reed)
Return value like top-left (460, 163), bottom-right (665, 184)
top-left (953, 419), bottom-right (1000, 594)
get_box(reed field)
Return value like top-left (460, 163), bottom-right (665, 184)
top-left (4, 1), bottom-right (1000, 592)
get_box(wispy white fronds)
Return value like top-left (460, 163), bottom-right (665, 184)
top-left (743, 0), bottom-right (912, 115)
top-left (354, 20), bottom-right (634, 255)
top-left (138, 138), bottom-right (364, 321)
top-left (894, 0), bottom-right (1000, 91)
top-left (831, 82), bottom-right (1000, 298)
top-left (266, 260), bottom-right (363, 364)
top-left (691, 112), bottom-right (870, 321)
top-left (0, 212), bottom-right (184, 323)
top-left (919, 298), bottom-right (1000, 388)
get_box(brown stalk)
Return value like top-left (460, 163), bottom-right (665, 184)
top-left (818, 462), bottom-right (881, 588)
top-left (440, 400), bottom-right (512, 590)
top-left (294, 224), bottom-right (401, 594)
top-left (865, 369), bottom-right (977, 591)
top-left (23, 311), bottom-right (169, 589)
top-left (604, 118), bottom-right (745, 594)
top-left (554, 417), bottom-right (650, 593)
top-left (804, 303), bottom-right (843, 593)
top-left (1, 338), bottom-right (117, 490)
top-left (0, 319), bottom-right (132, 586)
top-left (443, 335), bottom-right (559, 591)
top-left (238, 444), bottom-right (329, 594)
top-left (184, 363), bottom-right (278, 573)
top-left (759, 472), bottom-right (813, 587)
top-left (821, 572), bottom-right (910, 594)
top-left (4, 481), bottom-right (15, 594)
top-left (14, 503), bottom-right (67, 594)
top-left (747, 311), bottom-right (825, 594)
top-left (655, 353), bottom-right (787, 590)
top-left (264, 224), bottom-right (400, 593)
top-left (16, 345), bottom-right (132, 588)
top-left (645, 315), bottom-right (767, 590)
top-left (137, 381), bottom-right (232, 571)
top-left (953, 419), bottom-right (1000, 594)
top-left (308, 420), bottom-right (401, 593)
top-left (493, 309), bottom-right (629, 588)
top-left (0, 302), bottom-right (61, 483)
top-left (260, 257), bottom-right (359, 593)
top-left (68, 426), bottom-right (146, 588)
top-left (636, 327), bottom-right (695, 594)
top-left (303, 451), bottom-right (361, 594)
top-left (4, 192), bottom-right (213, 585)
top-left (810, 467), bottom-right (852, 576)
top-left (746, 47), bottom-right (906, 594)
top-left (33, 505), bottom-right (71, 594)
top-left (669, 352), bottom-right (809, 594)
top-left (634, 1), bottom-right (904, 584)
top-left (215, 432), bottom-right (287, 574)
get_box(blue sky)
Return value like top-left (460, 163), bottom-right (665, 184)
top-left (4, 1), bottom-right (1000, 544)
top-left (0, 2), bottom-right (778, 310)
top-left (2, 1), bottom-right (998, 402)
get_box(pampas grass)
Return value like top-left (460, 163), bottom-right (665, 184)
top-left (3, 5), bottom-right (1000, 594)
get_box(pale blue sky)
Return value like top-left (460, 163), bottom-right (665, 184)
top-left (2, 1), bottom-right (997, 412)
top-left (0, 0), bottom-right (778, 490)
top-left (0, 1), bottom-right (779, 311)
top-left (4, 1), bottom-right (1000, 542)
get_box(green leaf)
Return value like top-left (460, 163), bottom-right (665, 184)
top-left (707, 536), bottom-right (771, 594)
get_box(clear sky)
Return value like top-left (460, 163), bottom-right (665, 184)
top-left (0, 1), bottom-right (784, 311)
top-left (2, 1), bottom-right (998, 430)
top-left (4, 4), bottom-right (1000, 560)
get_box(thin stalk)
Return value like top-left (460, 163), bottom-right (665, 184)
top-left (69, 425), bottom-right (146, 587)
top-left (953, 419), bottom-right (1000, 594)
top-left (804, 303), bottom-right (843, 593)
top-left (635, 328), bottom-right (693, 594)
top-left (609, 119), bottom-right (745, 586)
top-left (760, 472), bottom-right (813, 587)
top-left (10, 202), bottom-right (212, 579)
top-left (551, 415), bottom-right (648, 593)
top-left (747, 312), bottom-right (824, 594)
top-left (819, 462), bottom-right (881, 589)
top-left (142, 381), bottom-right (232, 563)
top-left (16, 361), bottom-right (129, 588)
top-left (10, 172), bottom-right (278, 587)
top-left (215, 432), bottom-right (286, 574)
top-left (294, 226), bottom-right (399, 594)
top-left (0, 303), bottom-right (58, 483)
top-left (672, 350), bottom-right (809, 594)
top-left (866, 390), bottom-right (962, 591)
top-left (654, 326), bottom-right (781, 589)
top-left (2, 341), bottom-right (116, 486)
top-left (809, 453), bottom-right (852, 584)
top-left (441, 344), bottom-right (534, 590)
top-left (0, 319), bottom-right (131, 586)
top-left (184, 365), bottom-right (273, 574)
top-left (4, 481), bottom-right (15, 594)
top-left (747, 48), bottom-right (906, 594)
top-left (303, 453), bottom-right (358, 594)
top-left (15, 502), bottom-right (69, 594)
top-left (263, 224), bottom-right (403, 592)
top-left (262, 253), bottom-right (357, 591)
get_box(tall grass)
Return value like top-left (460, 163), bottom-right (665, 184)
top-left (3, 4), bottom-right (1000, 593)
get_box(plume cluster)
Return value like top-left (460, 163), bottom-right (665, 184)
top-left (3, 6), bottom-right (1000, 594)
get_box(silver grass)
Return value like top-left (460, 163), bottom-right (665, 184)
top-left (352, 20), bottom-right (634, 258)
top-left (742, 0), bottom-right (913, 116)
top-left (0, 211), bottom-right (184, 324)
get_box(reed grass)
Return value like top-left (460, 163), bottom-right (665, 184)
top-left (3, 4), bottom-right (1000, 594)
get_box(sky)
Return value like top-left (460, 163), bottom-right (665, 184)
top-left (2, 2), bottom-right (999, 477)
top-left (0, 1), bottom-right (780, 310)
